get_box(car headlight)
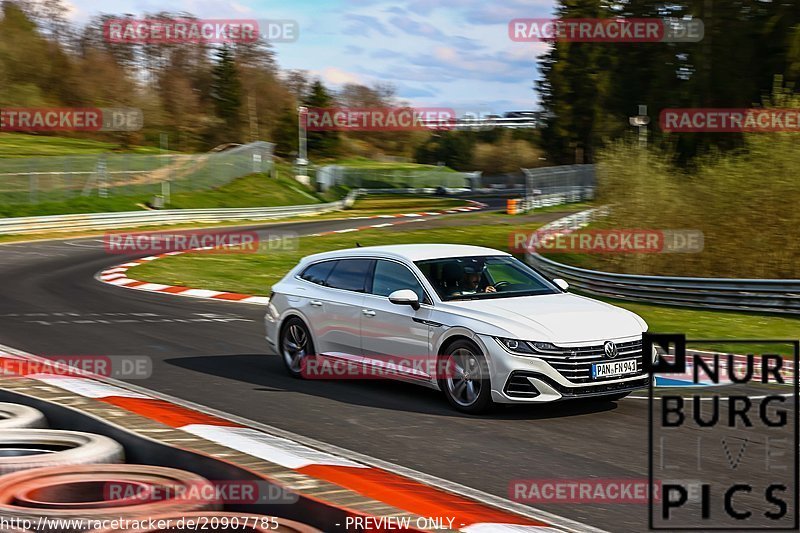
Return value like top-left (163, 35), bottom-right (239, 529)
top-left (495, 338), bottom-right (560, 355)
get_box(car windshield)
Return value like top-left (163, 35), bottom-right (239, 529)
top-left (415, 255), bottom-right (559, 301)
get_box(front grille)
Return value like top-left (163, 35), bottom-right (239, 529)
top-left (506, 371), bottom-right (650, 397)
top-left (536, 338), bottom-right (644, 384)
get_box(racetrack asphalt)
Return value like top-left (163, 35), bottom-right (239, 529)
top-left (1, 203), bottom-right (794, 532)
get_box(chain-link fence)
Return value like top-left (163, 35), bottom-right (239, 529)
top-left (519, 164), bottom-right (595, 211)
top-left (0, 142), bottom-right (274, 205)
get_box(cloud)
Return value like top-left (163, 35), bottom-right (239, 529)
top-left (343, 13), bottom-right (395, 37)
top-left (316, 67), bottom-right (364, 86)
top-left (387, 14), bottom-right (484, 51)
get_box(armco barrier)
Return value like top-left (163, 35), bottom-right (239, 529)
top-left (0, 191), bottom-right (359, 236)
top-left (524, 208), bottom-right (800, 315)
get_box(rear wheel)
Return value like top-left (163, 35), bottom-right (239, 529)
top-left (280, 318), bottom-right (314, 379)
top-left (439, 340), bottom-right (494, 414)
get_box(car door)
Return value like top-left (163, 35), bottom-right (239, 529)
top-left (311, 258), bottom-right (373, 362)
top-left (293, 259), bottom-right (337, 351)
top-left (360, 259), bottom-right (434, 381)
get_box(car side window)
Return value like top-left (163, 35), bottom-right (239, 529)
top-left (300, 261), bottom-right (336, 286)
top-left (371, 260), bottom-right (426, 302)
top-left (325, 259), bottom-right (374, 292)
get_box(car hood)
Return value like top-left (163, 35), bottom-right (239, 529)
top-left (440, 293), bottom-right (646, 344)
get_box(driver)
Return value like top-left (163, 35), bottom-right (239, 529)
top-left (463, 268), bottom-right (496, 294)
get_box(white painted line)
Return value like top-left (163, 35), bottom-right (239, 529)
top-left (106, 278), bottom-right (139, 286)
top-left (463, 525), bottom-right (557, 532)
top-left (242, 296), bottom-right (271, 305)
top-left (370, 223), bottom-right (394, 228)
top-left (402, 213), bottom-right (422, 218)
top-left (28, 375), bottom-right (150, 399)
top-left (182, 425), bottom-right (368, 470)
top-left (180, 289), bottom-right (224, 298)
top-left (334, 228), bottom-right (358, 233)
top-left (134, 283), bottom-right (171, 291)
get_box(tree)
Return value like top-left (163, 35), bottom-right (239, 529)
top-left (210, 45), bottom-right (243, 144)
top-left (303, 80), bottom-right (339, 158)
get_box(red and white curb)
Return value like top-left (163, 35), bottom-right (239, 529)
top-left (0, 343), bottom-right (594, 533)
top-left (96, 203), bottom-right (486, 305)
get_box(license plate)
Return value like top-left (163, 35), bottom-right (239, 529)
top-left (592, 359), bottom-right (637, 379)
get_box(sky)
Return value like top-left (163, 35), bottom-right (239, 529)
top-left (62, 0), bottom-right (556, 113)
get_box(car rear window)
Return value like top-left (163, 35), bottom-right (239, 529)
top-left (299, 261), bottom-right (336, 285)
top-left (324, 259), bottom-right (374, 292)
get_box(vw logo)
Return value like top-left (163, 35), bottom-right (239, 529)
top-left (604, 341), bottom-right (618, 359)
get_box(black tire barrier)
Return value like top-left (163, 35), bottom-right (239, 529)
top-left (0, 404), bottom-right (47, 429)
top-left (88, 512), bottom-right (322, 532)
top-left (0, 465), bottom-right (222, 532)
top-left (0, 430), bottom-right (124, 474)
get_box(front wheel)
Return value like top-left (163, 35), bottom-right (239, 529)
top-left (439, 340), bottom-right (494, 414)
top-left (280, 317), bottom-right (314, 379)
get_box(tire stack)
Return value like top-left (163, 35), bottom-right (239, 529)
top-left (0, 403), bottom-right (321, 532)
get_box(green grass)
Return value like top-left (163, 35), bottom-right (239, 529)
top-left (598, 298), bottom-right (799, 356)
top-left (129, 212), bottom-right (800, 356)
top-left (328, 157), bottom-right (456, 172)
top-left (128, 216), bottom-right (540, 295)
top-left (0, 173), bottom-right (323, 217)
top-left (0, 133), bottom-right (165, 157)
top-left (351, 195), bottom-right (466, 211)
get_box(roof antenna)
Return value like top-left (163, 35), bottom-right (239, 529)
top-left (356, 242), bottom-right (362, 247)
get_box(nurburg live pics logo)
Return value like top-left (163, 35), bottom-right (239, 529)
top-left (645, 333), bottom-right (799, 530)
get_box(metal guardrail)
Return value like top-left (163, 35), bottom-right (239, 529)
top-left (524, 208), bottom-right (800, 315)
top-left (0, 191), bottom-right (359, 235)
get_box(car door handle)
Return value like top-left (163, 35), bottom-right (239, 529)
top-left (362, 309), bottom-right (376, 317)
top-left (310, 300), bottom-right (323, 307)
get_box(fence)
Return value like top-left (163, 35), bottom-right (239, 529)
top-left (0, 142), bottom-right (274, 205)
top-left (0, 190), bottom-right (358, 235)
top-left (315, 165), bottom-right (478, 191)
top-left (524, 208), bottom-right (800, 315)
top-left (516, 164), bottom-right (595, 212)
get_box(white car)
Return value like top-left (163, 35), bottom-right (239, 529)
top-left (264, 244), bottom-right (653, 413)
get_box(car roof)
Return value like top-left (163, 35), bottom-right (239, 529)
top-left (302, 244), bottom-right (509, 263)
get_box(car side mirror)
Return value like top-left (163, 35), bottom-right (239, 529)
top-left (388, 289), bottom-right (420, 310)
top-left (553, 278), bottom-right (569, 292)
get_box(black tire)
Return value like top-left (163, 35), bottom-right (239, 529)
top-left (438, 340), bottom-right (494, 414)
top-left (279, 317), bottom-right (314, 379)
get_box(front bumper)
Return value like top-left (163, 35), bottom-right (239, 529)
top-left (477, 334), bottom-right (650, 403)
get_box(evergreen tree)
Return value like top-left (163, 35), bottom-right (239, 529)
top-left (304, 80), bottom-right (340, 158)
top-left (210, 45), bottom-right (243, 143)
